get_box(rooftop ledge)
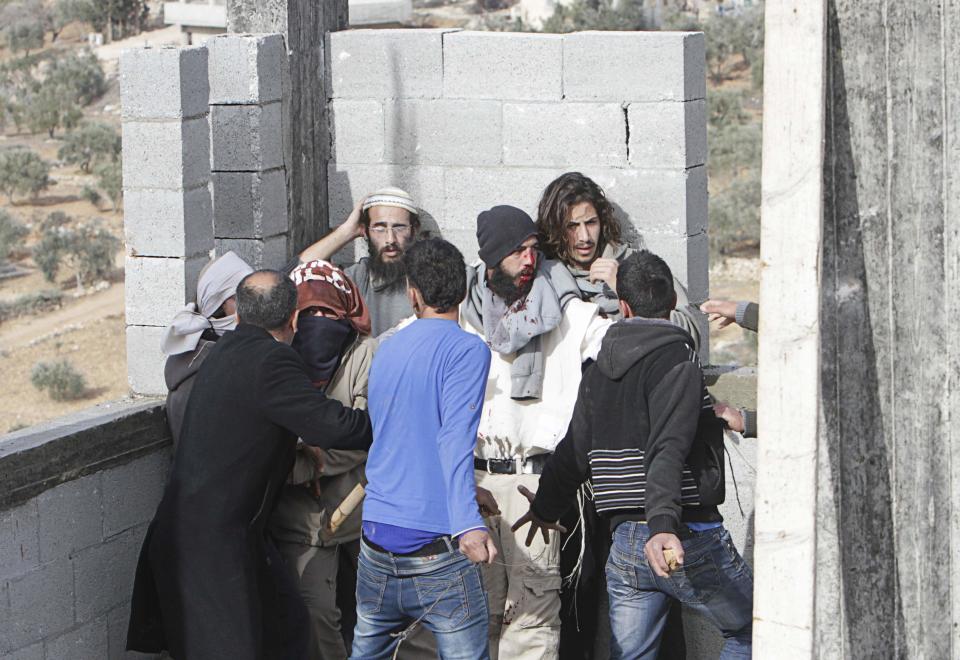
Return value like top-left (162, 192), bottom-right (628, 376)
top-left (0, 397), bottom-right (170, 510)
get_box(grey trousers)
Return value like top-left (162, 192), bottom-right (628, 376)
top-left (277, 541), bottom-right (439, 660)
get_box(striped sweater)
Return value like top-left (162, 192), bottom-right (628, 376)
top-left (531, 318), bottom-right (724, 537)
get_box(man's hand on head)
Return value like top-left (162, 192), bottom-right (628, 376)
top-left (476, 486), bottom-right (501, 517)
top-left (344, 197), bottom-right (367, 239)
top-left (459, 528), bottom-right (498, 565)
top-left (700, 299), bottom-right (738, 329)
top-left (510, 485), bottom-right (568, 547)
top-left (588, 258), bottom-right (619, 292)
top-left (713, 402), bottom-right (745, 433)
top-left (645, 532), bottom-right (684, 578)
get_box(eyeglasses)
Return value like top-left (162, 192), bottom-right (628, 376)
top-left (368, 224), bottom-right (412, 236)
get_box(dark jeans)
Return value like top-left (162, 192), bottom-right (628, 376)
top-left (606, 522), bottom-right (753, 660)
top-left (351, 539), bottom-right (489, 660)
top-left (559, 496), bottom-right (686, 660)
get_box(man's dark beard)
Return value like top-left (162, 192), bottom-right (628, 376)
top-left (367, 238), bottom-right (407, 293)
top-left (487, 264), bottom-right (535, 306)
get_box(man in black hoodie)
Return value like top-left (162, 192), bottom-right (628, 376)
top-left (512, 251), bottom-right (753, 659)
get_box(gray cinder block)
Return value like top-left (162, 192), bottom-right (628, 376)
top-left (215, 235), bottom-right (288, 270)
top-left (2, 561), bottom-right (74, 650)
top-left (121, 118), bottom-right (211, 190)
top-left (443, 31), bottom-right (562, 101)
top-left (101, 453), bottom-right (168, 538)
top-left (124, 186), bottom-right (214, 258)
top-left (120, 45), bottom-right (209, 121)
top-left (329, 99), bottom-right (385, 164)
top-left (212, 170), bottom-right (288, 239)
top-left (124, 256), bottom-right (206, 327)
top-left (564, 31), bottom-right (706, 102)
top-left (0, 501), bottom-right (39, 583)
top-left (35, 475), bottom-right (103, 563)
top-left (327, 28), bottom-right (451, 99)
top-left (210, 102), bottom-right (284, 172)
top-left (43, 620), bottom-right (109, 660)
top-left (442, 166), bottom-right (562, 234)
top-left (73, 526), bottom-right (146, 623)
top-left (383, 99), bottom-right (501, 166)
top-left (642, 231), bottom-right (709, 303)
top-left (502, 103), bottom-right (627, 167)
top-left (628, 99), bottom-right (708, 169)
top-left (125, 325), bottom-right (167, 396)
top-left (326, 164), bottom-right (444, 235)
top-left (207, 33), bottom-right (285, 104)
top-left (581, 166), bottom-right (708, 239)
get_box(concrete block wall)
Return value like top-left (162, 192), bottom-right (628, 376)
top-left (120, 46), bottom-right (215, 396)
top-left (207, 34), bottom-right (289, 268)
top-left (326, 29), bottom-right (710, 315)
top-left (0, 451), bottom-right (171, 660)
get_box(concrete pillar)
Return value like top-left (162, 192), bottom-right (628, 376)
top-left (752, 0), bottom-right (825, 656)
top-left (207, 33), bottom-right (289, 268)
top-left (119, 46), bottom-right (214, 396)
top-left (225, 0), bottom-right (349, 257)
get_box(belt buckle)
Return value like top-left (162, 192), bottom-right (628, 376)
top-left (517, 457), bottom-right (525, 475)
top-left (486, 459), bottom-right (493, 474)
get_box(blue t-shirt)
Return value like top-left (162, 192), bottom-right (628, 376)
top-left (362, 318), bottom-right (491, 552)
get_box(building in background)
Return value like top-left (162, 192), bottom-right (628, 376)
top-left (162, 0), bottom-right (413, 43)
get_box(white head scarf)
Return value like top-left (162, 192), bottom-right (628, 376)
top-left (160, 251), bottom-right (254, 356)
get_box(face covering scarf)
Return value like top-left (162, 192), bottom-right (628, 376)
top-left (292, 316), bottom-right (355, 388)
top-left (161, 251), bottom-right (253, 356)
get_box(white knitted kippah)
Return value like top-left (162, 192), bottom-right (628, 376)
top-left (362, 187), bottom-right (418, 215)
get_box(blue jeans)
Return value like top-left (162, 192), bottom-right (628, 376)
top-left (350, 539), bottom-right (489, 660)
top-left (606, 522), bottom-right (753, 659)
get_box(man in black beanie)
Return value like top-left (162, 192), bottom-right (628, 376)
top-left (460, 205), bottom-right (613, 659)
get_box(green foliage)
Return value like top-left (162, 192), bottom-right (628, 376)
top-left (81, 185), bottom-right (101, 205)
top-left (540, 0), bottom-right (650, 33)
top-left (1, 51), bottom-right (104, 137)
top-left (664, 6), bottom-right (764, 85)
top-left (59, 122), bottom-right (121, 172)
top-left (95, 160), bottom-right (122, 210)
top-left (708, 89), bottom-right (751, 128)
top-left (709, 115), bottom-right (761, 173)
top-left (0, 209), bottom-right (28, 263)
top-left (63, 0), bottom-right (150, 41)
top-left (0, 149), bottom-right (51, 203)
top-left (5, 17), bottom-right (44, 54)
top-left (31, 359), bottom-right (88, 401)
top-left (0, 289), bottom-right (64, 322)
top-left (32, 212), bottom-right (119, 286)
top-left (710, 168), bottom-right (761, 258)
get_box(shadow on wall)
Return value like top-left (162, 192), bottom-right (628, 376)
top-left (818, 1), bottom-right (903, 654)
top-left (327, 41), bottom-right (443, 265)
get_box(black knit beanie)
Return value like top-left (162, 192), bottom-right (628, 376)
top-left (476, 205), bottom-right (538, 268)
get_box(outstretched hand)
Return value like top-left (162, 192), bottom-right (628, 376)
top-left (699, 299), bottom-right (738, 329)
top-left (510, 485), bottom-right (567, 547)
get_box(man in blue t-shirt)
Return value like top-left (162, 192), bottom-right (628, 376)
top-left (352, 238), bottom-right (496, 660)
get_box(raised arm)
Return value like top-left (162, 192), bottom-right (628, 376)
top-left (299, 198), bottom-right (365, 264)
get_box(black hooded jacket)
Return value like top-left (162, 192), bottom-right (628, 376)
top-left (531, 318), bottom-right (725, 537)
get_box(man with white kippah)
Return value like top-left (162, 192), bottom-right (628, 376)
top-left (301, 187), bottom-right (420, 336)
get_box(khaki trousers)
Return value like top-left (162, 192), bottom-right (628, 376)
top-left (476, 470), bottom-right (562, 660)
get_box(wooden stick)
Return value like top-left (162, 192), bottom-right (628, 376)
top-left (326, 482), bottom-right (366, 534)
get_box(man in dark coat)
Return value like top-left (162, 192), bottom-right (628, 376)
top-left (127, 270), bottom-right (374, 660)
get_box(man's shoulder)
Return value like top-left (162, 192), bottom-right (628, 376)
top-left (344, 259), bottom-right (369, 280)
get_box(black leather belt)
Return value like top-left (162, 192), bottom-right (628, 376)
top-left (362, 534), bottom-right (459, 558)
top-left (474, 454), bottom-right (551, 475)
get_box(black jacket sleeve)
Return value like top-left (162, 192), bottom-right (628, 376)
top-left (259, 344), bottom-right (373, 451)
top-left (531, 372), bottom-right (593, 523)
top-left (645, 360), bottom-right (703, 536)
